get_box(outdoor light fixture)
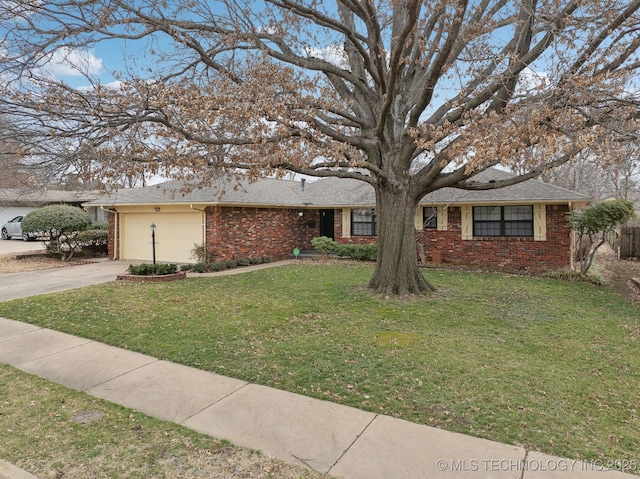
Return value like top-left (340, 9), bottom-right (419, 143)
top-left (150, 223), bottom-right (157, 273)
top-left (298, 211), bottom-right (304, 217)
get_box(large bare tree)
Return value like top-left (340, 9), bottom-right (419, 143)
top-left (1, 0), bottom-right (639, 295)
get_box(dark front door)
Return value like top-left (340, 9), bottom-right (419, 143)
top-left (319, 209), bottom-right (335, 239)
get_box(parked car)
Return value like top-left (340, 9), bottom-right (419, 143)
top-left (1, 216), bottom-right (39, 241)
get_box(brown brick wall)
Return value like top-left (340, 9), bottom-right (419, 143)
top-left (205, 206), bottom-right (317, 261)
top-left (333, 205), bottom-right (573, 273)
top-left (415, 205), bottom-right (572, 272)
top-left (109, 204), bottom-right (572, 272)
top-left (107, 211), bottom-right (117, 259)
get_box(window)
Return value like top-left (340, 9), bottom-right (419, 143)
top-left (473, 205), bottom-right (533, 237)
top-left (423, 206), bottom-right (438, 229)
top-left (351, 208), bottom-right (376, 236)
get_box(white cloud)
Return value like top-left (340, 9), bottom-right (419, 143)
top-left (305, 45), bottom-right (348, 68)
top-left (41, 47), bottom-right (104, 78)
top-left (76, 79), bottom-right (123, 92)
top-left (516, 67), bottom-right (550, 95)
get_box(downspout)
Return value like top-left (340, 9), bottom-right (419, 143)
top-left (568, 202), bottom-right (575, 271)
top-left (190, 204), bottom-right (207, 258)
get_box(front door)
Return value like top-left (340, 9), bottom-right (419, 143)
top-left (319, 209), bottom-right (335, 239)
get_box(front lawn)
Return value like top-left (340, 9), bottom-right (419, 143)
top-left (0, 364), bottom-right (324, 479)
top-left (1, 263), bottom-right (639, 472)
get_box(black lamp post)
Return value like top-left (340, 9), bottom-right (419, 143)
top-left (150, 223), bottom-right (156, 273)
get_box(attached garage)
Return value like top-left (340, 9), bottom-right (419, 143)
top-left (118, 206), bottom-right (204, 264)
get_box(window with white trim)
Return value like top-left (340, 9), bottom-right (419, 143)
top-left (473, 205), bottom-right (533, 237)
top-left (351, 208), bottom-right (376, 236)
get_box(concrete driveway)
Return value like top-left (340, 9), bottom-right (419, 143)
top-left (0, 259), bottom-right (130, 302)
top-left (0, 238), bottom-right (45, 255)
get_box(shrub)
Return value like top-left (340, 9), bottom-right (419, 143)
top-left (22, 205), bottom-right (92, 242)
top-left (567, 198), bottom-right (636, 274)
top-left (92, 221), bottom-right (109, 230)
top-left (21, 205), bottom-right (93, 260)
top-left (190, 243), bottom-right (207, 263)
top-left (208, 262), bottom-right (225, 272)
top-left (336, 243), bottom-right (377, 261)
top-left (155, 263), bottom-right (178, 275)
top-left (45, 240), bottom-right (60, 256)
top-left (67, 229), bottom-right (108, 246)
top-left (57, 228), bottom-right (108, 260)
top-left (186, 257), bottom-right (272, 273)
top-left (127, 263), bottom-right (178, 275)
top-left (311, 236), bottom-right (338, 254)
top-left (191, 262), bottom-right (207, 273)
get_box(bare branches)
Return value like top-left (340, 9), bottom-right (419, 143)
top-left (0, 0), bottom-right (638, 192)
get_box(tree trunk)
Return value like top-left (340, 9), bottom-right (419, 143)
top-left (368, 185), bottom-right (436, 296)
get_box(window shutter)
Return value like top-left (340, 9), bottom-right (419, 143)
top-left (437, 207), bottom-right (448, 231)
top-left (461, 205), bottom-right (472, 240)
top-left (342, 208), bottom-right (351, 238)
top-left (534, 204), bottom-right (547, 241)
top-left (415, 207), bottom-right (424, 231)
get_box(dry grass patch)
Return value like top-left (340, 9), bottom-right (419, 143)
top-left (0, 251), bottom-right (65, 273)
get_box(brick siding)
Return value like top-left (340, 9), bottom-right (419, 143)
top-left (108, 204), bottom-right (572, 272)
top-left (334, 212), bottom-right (377, 245)
top-left (205, 206), bottom-right (317, 261)
top-left (335, 205), bottom-right (572, 273)
top-left (107, 211), bottom-right (117, 259)
top-left (416, 205), bottom-right (572, 272)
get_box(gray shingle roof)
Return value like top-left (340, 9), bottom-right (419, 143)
top-left (420, 168), bottom-right (591, 204)
top-left (87, 168), bottom-right (590, 208)
top-left (0, 188), bottom-right (101, 207)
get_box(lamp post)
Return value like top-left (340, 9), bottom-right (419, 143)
top-left (150, 223), bottom-right (156, 274)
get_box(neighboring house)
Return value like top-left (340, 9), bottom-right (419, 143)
top-left (86, 168), bottom-right (590, 272)
top-left (0, 188), bottom-right (106, 227)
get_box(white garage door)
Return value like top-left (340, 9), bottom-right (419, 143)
top-left (121, 212), bottom-right (203, 264)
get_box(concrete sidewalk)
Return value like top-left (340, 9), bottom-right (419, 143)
top-left (0, 317), bottom-right (635, 479)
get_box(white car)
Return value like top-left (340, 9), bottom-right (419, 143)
top-left (1, 216), bottom-right (38, 241)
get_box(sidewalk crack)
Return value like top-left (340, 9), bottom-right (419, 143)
top-left (327, 413), bottom-right (378, 475)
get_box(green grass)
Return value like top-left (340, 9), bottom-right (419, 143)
top-left (0, 364), bottom-right (324, 478)
top-left (1, 263), bottom-right (639, 472)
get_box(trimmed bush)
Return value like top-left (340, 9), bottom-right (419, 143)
top-left (127, 263), bottom-right (178, 276)
top-left (185, 256), bottom-right (273, 273)
top-left (311, 236), bottom-right (338, 254)
top-left (22, 205), bottom-right (92, 241)
top-left (335, 243), bottom-right (377, 261)
top-left (191, 263), bottom-right (207, 273)
top-left (92, 221), bottom-right (109, 230)
top-left (65, 228), bottom-right (108, 246)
